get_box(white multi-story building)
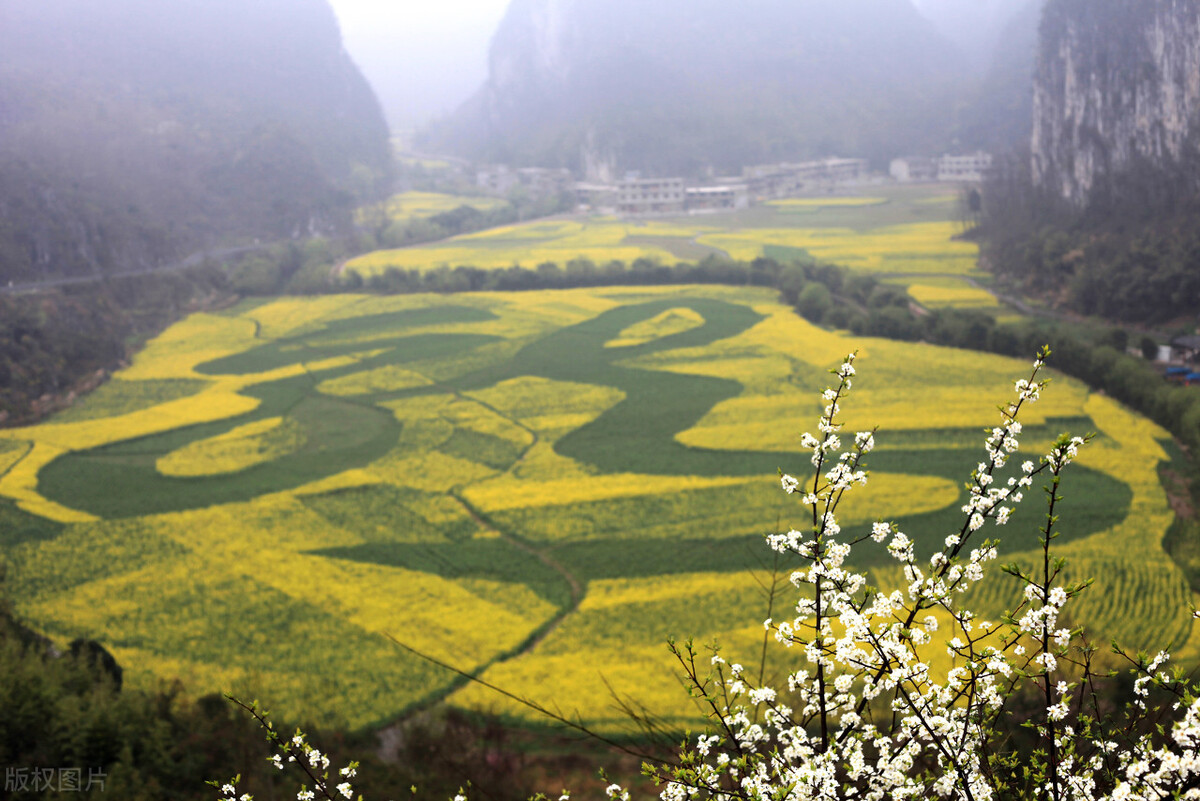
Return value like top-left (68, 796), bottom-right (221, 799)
top-left (937, 151), bottom-right (993, 182)
top-left (574, 182), bottom-right (619, 212)
top-left (685, 184), bottom-right (750, 212)
top-left (891, 152), bottom-right (993, 183)
top-left (617, 176), bottom-right (686, 216)
top-left (889, 156), bottom-right (938, 182)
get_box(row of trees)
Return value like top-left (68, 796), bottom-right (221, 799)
top-left (343, 252), bottom-right (904, 308)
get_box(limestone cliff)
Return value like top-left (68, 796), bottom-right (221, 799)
top-left (1032, 0), bottom-right (1200, 205)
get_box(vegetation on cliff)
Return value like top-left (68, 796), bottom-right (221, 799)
top-left (0, 0), bottom-right (392, 285)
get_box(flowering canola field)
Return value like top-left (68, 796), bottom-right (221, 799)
top-left (0, 284), bottom-right (1186, 732)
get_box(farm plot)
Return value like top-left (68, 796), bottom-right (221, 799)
top-left (899, 276), bottom-right (999, 309)
top-left (766, 197), bottom-right (889, 209)
top-left (0, 285), bottom-right (1184, 732)
top-left (695, 221), bottom-right (981, 276)
top-left (376, 191), bottom-right (508, 224)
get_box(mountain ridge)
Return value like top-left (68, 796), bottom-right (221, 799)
top-left (421, 0), bottom-right (973, 176)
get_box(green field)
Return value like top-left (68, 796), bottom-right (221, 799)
top-left (0, 283), bottom-right (1187, 731)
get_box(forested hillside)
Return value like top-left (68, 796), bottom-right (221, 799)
top-left (0, 0), bottom-right (391, 284)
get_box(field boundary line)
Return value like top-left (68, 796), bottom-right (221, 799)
top-left (407, 371), bottom-right (586, 651)
top-left (0, 440), bottom-right (34, 482)
top-left (448, 491), bottom-right (583, 646)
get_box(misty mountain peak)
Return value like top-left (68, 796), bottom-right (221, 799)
top-left (425, 0), bottom-right (969, 174)
top-left (0, 0), bottom-right (390, 282)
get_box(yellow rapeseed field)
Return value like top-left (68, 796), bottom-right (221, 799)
top-left (907, 281), bottom-right (999, 309)
top-left (0, 439), bottom-right (30, 479)
top-left (464, 473), bottom-right (754, 513)
top-left (345, 183), bottom-right (1003, 313)
top-left (157, 417), bottom-right (306, 477)
top-left (451, 569), bottom-right (773, 729)
top-left (604, 307), bottom-right (706, 348)
top-left (0, 275), bottom-right (1181, 729)
top-left (465, 377), bottom-right (625, 437)
top-left (696, 222), bottom-right (981, 276)
top-left (119, 314), bottom-right (261, 380)
top-left (0, 441), bottom-right (99, 523)
top-left (345, 218), bottom-right (684, 275)
top-left (317, 366), bottom-right (432, 396)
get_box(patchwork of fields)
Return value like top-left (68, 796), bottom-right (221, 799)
top-left (345, 185), bottom-right (990, 311)
top-left (0, 282), bottom-right (1188, 731)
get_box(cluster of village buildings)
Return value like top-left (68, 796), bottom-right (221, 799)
top-left (471, 151), bottom-right (994, 217)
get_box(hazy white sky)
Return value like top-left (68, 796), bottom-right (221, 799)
top-left (328, 0), bottom-right (511, 130)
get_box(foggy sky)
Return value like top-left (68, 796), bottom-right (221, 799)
top-left (328, 0), bottom-right (509, 132)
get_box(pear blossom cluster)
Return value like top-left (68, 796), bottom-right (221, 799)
top-left (212, 699), bottom-right (360, 801)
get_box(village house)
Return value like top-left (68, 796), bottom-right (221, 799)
top-left (685, 183), bottom-right (750, 213)
top-left (891, 152), bottom-right (994, 183)
top-left (742, 158), bottom-right (869, 199)
top-left (616, 175), bottom-right (686, 216)
top-left (476, 165), bottom-right (573, 198)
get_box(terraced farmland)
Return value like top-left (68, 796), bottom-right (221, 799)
top-left (0, 284), bottom-right (1188, 732)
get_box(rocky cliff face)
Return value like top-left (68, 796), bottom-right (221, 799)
top-left (1032, 0), bottom-right (1200, 205)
